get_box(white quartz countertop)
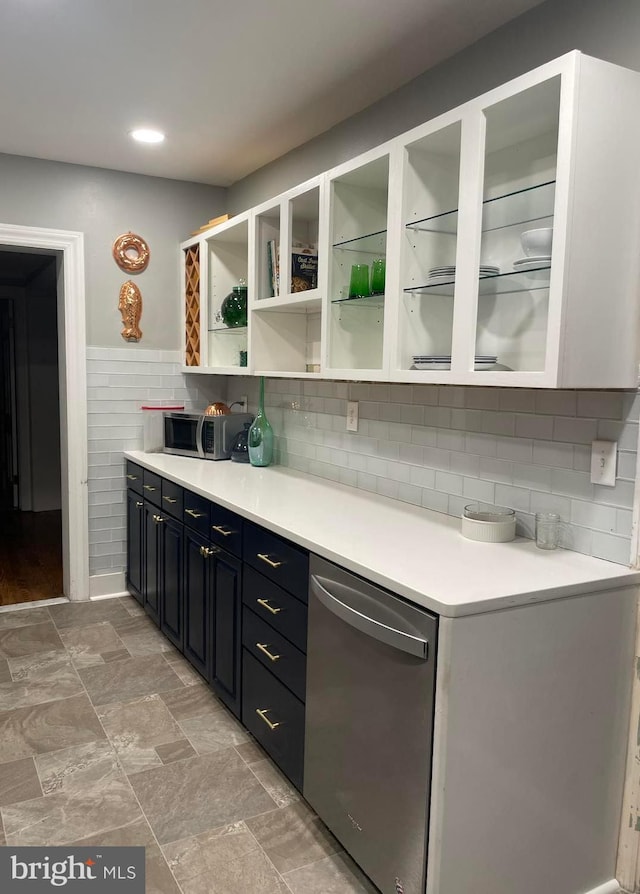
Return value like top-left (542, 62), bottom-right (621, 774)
top-left (125, 451), bottom-right (639, 617)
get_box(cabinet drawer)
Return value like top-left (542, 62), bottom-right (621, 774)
top-left (244, 522), bottom-right (309, 601)
top-left (243, 608), bottom-right (306, 702)
top-left (183, 490), bottom-right (210, 536)
top-left (160, 479), bottom-right (183, 520)
top-left (210, 503), bottom-right (243, 558)
top-left (142, 470), bottom-right (162, 507)
top-left (243, 566), bottom-right (307, 653)
top-left (125, 461), bottom-right (144, 495)
top-left (242, 651), bottom-right (304, 791)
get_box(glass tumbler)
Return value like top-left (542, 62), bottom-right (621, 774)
top-left (370, 258), bottom-right (386, 295)
top-left (349, 264), bottom-right (370, 299)
top-left (535, 512), bottom-right (560, 550)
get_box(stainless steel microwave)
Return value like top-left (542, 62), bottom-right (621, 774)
top-left (163, 411), bottom-right (253, 461)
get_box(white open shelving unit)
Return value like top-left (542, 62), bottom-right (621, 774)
top-left (180, 51), bottom-right (640, 388)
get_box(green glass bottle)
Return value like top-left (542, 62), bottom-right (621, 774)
top-left (248, 377), bottom-right (274, 467)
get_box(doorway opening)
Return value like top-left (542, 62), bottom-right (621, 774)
top-left (0, 251), bottom-right (63, 604)
top-left (0, 224), bottom-right (88, 605)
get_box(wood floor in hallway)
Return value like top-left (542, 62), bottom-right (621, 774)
top-left (0, 510), bottom-right (63, 605)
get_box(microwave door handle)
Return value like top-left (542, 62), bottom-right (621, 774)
top-left (310, 575), bottom-right (428, 660)
top-left (196, 415), bottom-right (205, 458)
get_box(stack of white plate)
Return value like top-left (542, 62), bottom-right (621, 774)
top-left (513, 256), bottom-right (551, 272)
top-left (412, 354), bottom-right (497, 370)
top-left (428, 265), bottom-right (500, 281)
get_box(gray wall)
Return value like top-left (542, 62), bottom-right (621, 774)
top-left (0, 154), bottom-right (225, 349)
top-left (227, 0), bottom-right (640, 212)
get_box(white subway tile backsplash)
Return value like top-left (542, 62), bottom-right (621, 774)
top-left (463, 477), bottom-right (495, 503)
top-left (479, 457), bottom-right (513, 484)
top-left (397, 483), bottom-right (422, 506)
top-left (436, 429), bottom-right (466, 451)
top-left (399, 444), bottom-right (424, 465)
top-left (409, 466), bottom-right (436, 489)
top-left (515, 414), bottom-right (554, 440)
top-left (497, 437), bottom-right (533, 463)
top-left (618, 451), bottom-right (638, 480)
top-left (465, 388), bottom-right (500, 410)
top-left (465, 432), bottom-right (497, 457)
top-left (590, 531), bottom-right (631, 565)
top-left (90, 354), bottom-right (639, 571)
top-left (450, 452), bottom-right (480, 477)
top-left (597, 419), bottom-right (639, 451)
top-left (553, 416), bottom-right (598, 445)
top-left (530, 492), bottom-right (571, 518)
top-left (498, 390), bottom-right (536, 413)
top-left (435, 471), bottom-right (463, 496)
top-left (570, 500), bottom-right (617, 532)
top-left (576, 391), bottom-right (623, 419)
top-left (494, 484), bottom-right (531, 512)
top-left (550, 469), bottom-right (594, 501)
top-left (616, 508), bottom-right (634, 537)
top-left (532, 440), bottom-right (573, 469)
top-left (535, 391), bottom-right (577, 416)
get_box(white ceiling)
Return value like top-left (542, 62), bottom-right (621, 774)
top-left (0, 0), bottom-right (545, 186)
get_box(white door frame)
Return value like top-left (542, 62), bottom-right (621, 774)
top-left (0, 223), bottom-right (88, 602)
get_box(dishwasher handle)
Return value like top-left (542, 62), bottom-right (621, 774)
top-left (310, 574), bottom-right (429, 660)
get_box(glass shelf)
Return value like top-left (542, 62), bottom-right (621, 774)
top-left (404, 265), bottom-right (551, 297)
top-left (208, 325), bottom-right (248, 334)
top-left (405, 180), bottom-right (556, 235)
top-left (332, 229), bottom-right (387, 254)
top-left (332, 294), bottom-right (385, 308)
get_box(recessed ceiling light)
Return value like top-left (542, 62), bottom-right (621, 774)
top-left (130, 128), bottom-right (165, 144)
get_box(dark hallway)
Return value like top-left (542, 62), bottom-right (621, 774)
top-left (0, 250), bottom-right (62, 605)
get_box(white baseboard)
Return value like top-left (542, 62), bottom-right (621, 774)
top-left (583, 881), bottom-right (621, 894)
top-left (89, 571), bottom-right (126, 599)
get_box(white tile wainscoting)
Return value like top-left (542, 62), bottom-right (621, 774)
top-left (227, 378), bottom-right (640, 566)
top-left (86, 347), bottom-right (225, 582)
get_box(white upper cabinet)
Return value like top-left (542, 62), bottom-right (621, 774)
top-left (181, 52), bottom-right (640, 388)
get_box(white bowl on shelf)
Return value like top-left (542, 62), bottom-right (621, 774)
top-left (521, 227), bottom-right (553, 257)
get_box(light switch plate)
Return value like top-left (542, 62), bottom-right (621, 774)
top-left (590, 440), bottom-right (617, 486)
top-left (346, 401), bottom-right (359, 432)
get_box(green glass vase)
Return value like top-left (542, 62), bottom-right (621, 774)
top-left (248, 377), bottom-right (274, 467)
top-left (220, 282), bottom-right (248, 328)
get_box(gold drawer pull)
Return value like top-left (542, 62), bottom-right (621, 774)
top-left (143, 484), bottom-right (157, 492)
top-left (212, 524), bottom-right (233, 537)
top-left (186, 508), bottom-right (205, 519)
top-left (127, 474), bottom-right (138, 481)
top-left (257, 553), bottom-right (282, 569)
top-left (256, 598), bottom-right (282, 615)
top-left (256, 708), bottom-right (281, 731)
top-left (135, 501), bottom-right (143, 508)
top-left (163, 496), bottom-right (177, 504)
top-left (200, 545), bottom-right (218, 558)
top-left (256, 642), bottom-right (281, 662)
top-left (153, 514), bottom-right (165, 524)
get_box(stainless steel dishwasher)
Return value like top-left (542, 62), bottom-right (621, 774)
top-left (304, 554), bottom-right (438, 894)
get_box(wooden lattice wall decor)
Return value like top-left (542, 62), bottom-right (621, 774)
top-left (184, 245), bottom-right (201, 366)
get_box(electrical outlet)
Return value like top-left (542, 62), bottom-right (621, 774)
top-left (590, 439), bottom-right (617, 486)
top-left (346, 400), bottom-right (359, 432)
top-left (239, 394), bottom-right (248, 411)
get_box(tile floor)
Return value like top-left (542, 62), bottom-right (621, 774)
top-left (0, 595), bottom-right (377, 893)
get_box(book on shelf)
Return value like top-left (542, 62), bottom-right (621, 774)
top-left (267, 239), bottom-right (279, 297)
top-left (291, 242), bottom-right (317, 293)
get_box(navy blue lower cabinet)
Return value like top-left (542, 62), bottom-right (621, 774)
top-left (160, 516), bottom-right (184, 651)
top-left (211, 548), bottom-right (242, 718)
top-left (126, 489), bottom-right (144, 605)
top-left (143, 502), bottom-right (161, 626)
top-left (182, 527), bottom-right (210, 674)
